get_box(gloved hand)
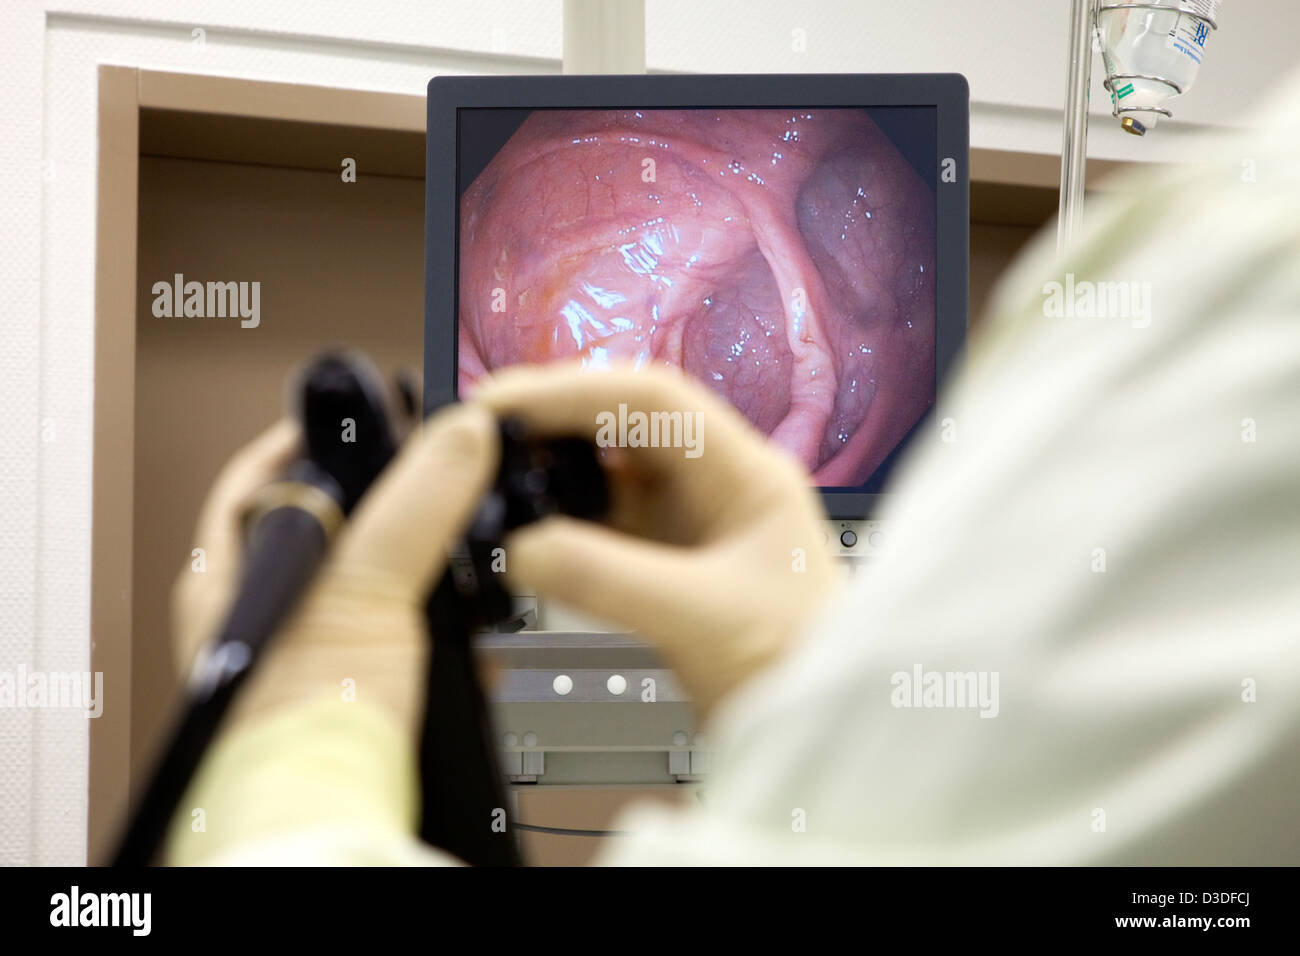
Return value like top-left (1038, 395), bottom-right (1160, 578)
top-left (474, 363), bottom-right (840, 717)
top-left (171, 402), bottom-right (500, 737)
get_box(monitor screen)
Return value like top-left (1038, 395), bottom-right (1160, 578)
top-left (427, 75), bottom-right (968, 517)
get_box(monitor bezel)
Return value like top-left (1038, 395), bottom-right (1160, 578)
top-left (426, 72), bottom-right (968, 519)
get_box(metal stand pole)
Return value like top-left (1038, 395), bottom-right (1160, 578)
top-left (563, 0), bottom-right (646, 74)
top-left (1058, 0), bottom-right (1094, 253)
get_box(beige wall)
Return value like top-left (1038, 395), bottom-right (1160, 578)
top-left (131, 156), bottom-right (426, 780)
top-left (970, 221), bottom-right (1037, 324)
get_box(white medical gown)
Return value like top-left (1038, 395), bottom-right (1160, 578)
top-left (596, 74), bottom-right (1300, 866)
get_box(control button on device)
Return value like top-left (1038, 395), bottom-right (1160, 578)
top-left (868, 531), bottom-right (884, 549)
top-left (840, 529), bottom-right (858, 548)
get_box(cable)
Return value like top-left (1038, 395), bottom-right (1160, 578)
top-left (513, 823), bottom-right (629, 838)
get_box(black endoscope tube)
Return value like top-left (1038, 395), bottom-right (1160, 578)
top-left (419, 573), bottom-right (522, 866)
top-left (112, 474), bottom-right (341, 867)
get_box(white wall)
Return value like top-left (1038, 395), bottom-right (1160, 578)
top-left (0, 0), bottom-right (1293, 865)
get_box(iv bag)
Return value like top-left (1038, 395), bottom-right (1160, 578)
top-left (1098, 0), bottom-right (1221, 134)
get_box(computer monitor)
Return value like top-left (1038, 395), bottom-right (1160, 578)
top-left (426, 74), bottom-right (968, 519)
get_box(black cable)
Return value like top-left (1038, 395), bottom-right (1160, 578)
top-left (419, 574), bottom-right (522, 865)
top-left (112, 483), bottom-right (340, 867)
top-left (513, 823), bottom-right (629, 838)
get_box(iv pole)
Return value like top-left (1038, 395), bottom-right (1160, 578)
top-left (1058, 0), bottom-right (1095, 253)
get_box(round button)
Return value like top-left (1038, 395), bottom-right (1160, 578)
top-left (502, 732), bottom-right (518, 747)
top-left (522, 732), bottom-right (539, 748)
top-left (840, 529), bottom-right (858, 548)
top-left (607, 674), bottom-right (627, 696)
top-left (868, 531), bottom-right (884, 549)
top-left (552, 674), bottom-right (573, 696)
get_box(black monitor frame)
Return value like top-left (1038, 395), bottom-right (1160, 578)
top-left (426, 73), bottom-right (968, 519)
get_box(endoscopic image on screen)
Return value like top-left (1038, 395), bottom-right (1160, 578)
top-left (456, 107), bottom-right (936, 488)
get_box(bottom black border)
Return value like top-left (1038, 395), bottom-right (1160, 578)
top-left (5, 865), bottom-right (1280, 941)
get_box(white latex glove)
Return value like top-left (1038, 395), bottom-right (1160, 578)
top-left (475, 363), bottom-right (840, 717)
top-left (171, 402), bottom-right (500, 737)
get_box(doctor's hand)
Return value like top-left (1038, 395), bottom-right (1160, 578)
top-left (171, 403), bottom-right (499, 737)
top-left (475, 364), bottom-right (839, 717)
